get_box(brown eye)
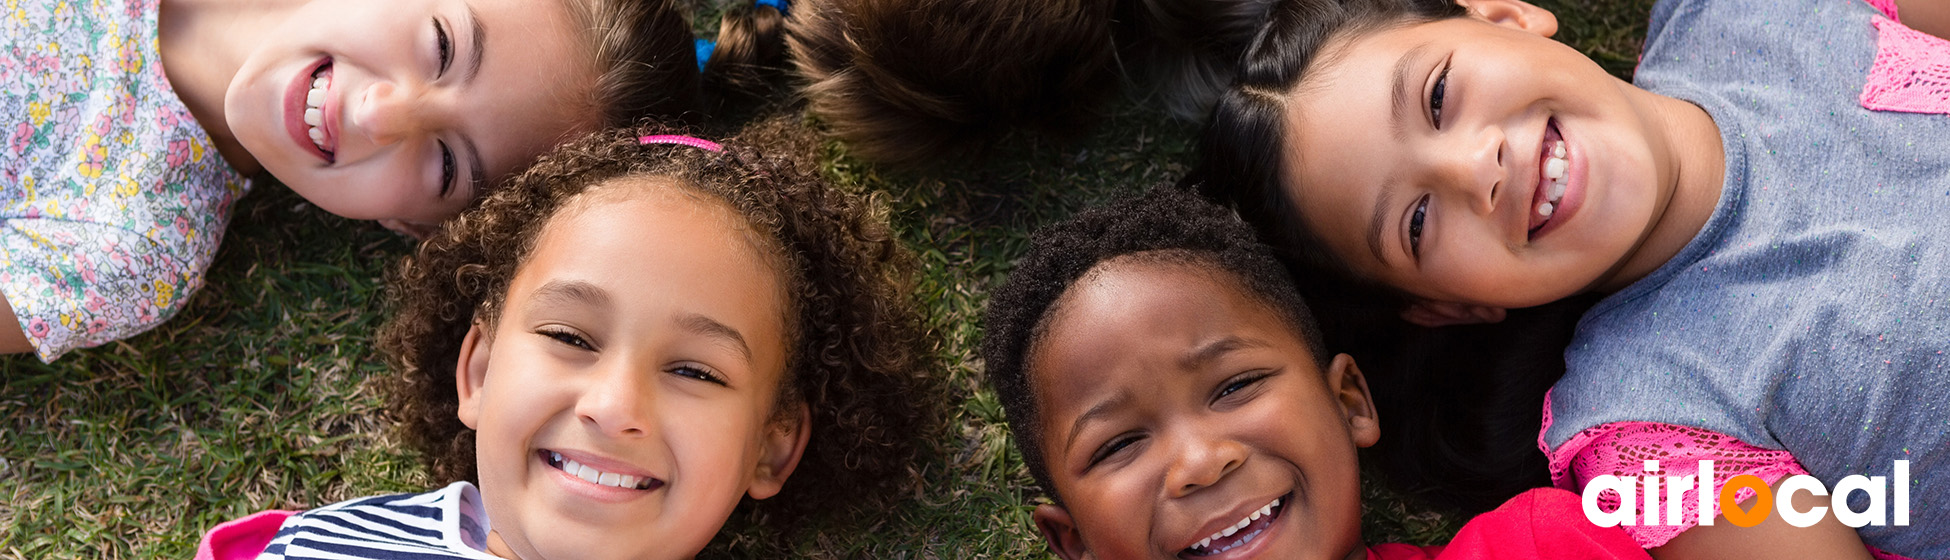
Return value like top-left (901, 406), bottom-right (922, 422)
top-left (1430, 67), bottom-right (1449, 128)
top-left (1410, 194), bottom-right (1429, 257)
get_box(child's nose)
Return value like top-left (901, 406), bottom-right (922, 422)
top-left (351, 81), bottom-right (438, 148)
top-left (574, 365), bottom-right (658, 438)
top-left (1429, 128), bottom-right (1506, 214)
top-left (1164, 435), bottom-right (1248, 498)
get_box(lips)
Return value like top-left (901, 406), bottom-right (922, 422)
top-left (1180, 494), bottom-right (1288, 559)
top-left (539, 448), bottom-right (665, 502)
top-left (1527, 118), bottom-right (1581, 239)
top-left (283, 57), bottom-right (337, 163)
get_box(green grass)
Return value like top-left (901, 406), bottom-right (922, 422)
top-left (0, 1), bottom-right (1653, 557)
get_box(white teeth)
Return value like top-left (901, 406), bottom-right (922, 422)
top-left (309, 128), bottom-right (324, 143)
top-left (555, 456), bottom-right (649, 489)
top-left (1552, 141), bottom-right (1566, 158)
top-left (303, 108), bottom-right (322, 126)
top-left (306, 89), bottom-right (325, 107)
top-left (1545, 157), bottom-right (1567, 180)
top-left (1538, 201), bottom-right (1555, 218)
top-left (1192, 498), bottom-right (1281, 552)
top-left (312, 76), bottom-right (328, 88)
top-left (1549, 181), bottom-right (1566, 200)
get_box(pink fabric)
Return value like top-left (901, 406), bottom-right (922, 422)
top-left (1860, 14), bottom-right (1950, 114)
top-left (1538, 392), bottom-right (1807, 548)
top-left (195, 510), bottom-right (295, 560)
top-left (1364, 488), bottom-right (1650, 560)
top-left (1862, 0), bottom-right (1899, 20)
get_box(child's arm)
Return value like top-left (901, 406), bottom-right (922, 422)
top-left (0, 297), bottom-right (31, 355)
top-left (1650, 477), bottom-right (1873, 560)
top-left (1894, 0), bottom-right (1950, 39)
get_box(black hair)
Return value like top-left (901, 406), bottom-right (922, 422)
top-left (1192, 0), bottom-right (1591, 514)
top-left (980, 186), bottom-right (1327, 501)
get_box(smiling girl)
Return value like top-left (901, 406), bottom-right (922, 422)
top-left (1, 0), bottom-right (784, 362)
top-left (1196, 0), bottom-right (1949, 558)
top-left (194, 122), bottom-right (938, 559)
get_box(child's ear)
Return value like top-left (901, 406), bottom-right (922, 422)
top-left (1456, 0), bottom-right (1558, 38)
top-left (454, 321), bottom-right (493, 430)
top-left (1033, 503), bottom-right (1096, 560)
top-left (1325, 353), bottom-right (1381, 449)
top-left (1401, 299), bottom-right (1507, 327)
top-left (746, 401), bottom-right (811, 500)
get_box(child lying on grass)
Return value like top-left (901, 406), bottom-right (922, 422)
top-left (195, 122), bottom-right (938, 559)
top-left (979, 187), bottom-right (1650, 560)
top-left (1196, 0), bottom-right (1948, 556)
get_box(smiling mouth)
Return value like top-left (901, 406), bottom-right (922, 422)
top-left (539, 450), bottom-right (663, 491)
top-left (303, 61), bottom-right (337, 161)
top-left (1181, 494), bottom-right (1288, 558)
top-left (1529, 118), bottom-right (1569, 238)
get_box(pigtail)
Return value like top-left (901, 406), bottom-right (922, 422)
top-left (788, 0), bottom-right (1122, 167)
top-left (702, 0), bottom-right (792, 111)
top-left (1117, 0), bottom-right (1279, 121)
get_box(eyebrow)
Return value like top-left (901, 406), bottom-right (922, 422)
top-left (465, 5), bottom-right (487, 84)
top-left (1181, 336), bottom-right (1268, 370)
top-left (1065, 390), bottom-right (1133, 454)
top-left (528, 280), bottom-right (612, 317)
top-left (677, 313), bottom-right (753, 363)
top-left (1367, 179), bottom-right (1395, 265)
top-left (1390, 42), bottom-right (1431, 142)
top-left (461, 133), bottom-right (486, 198)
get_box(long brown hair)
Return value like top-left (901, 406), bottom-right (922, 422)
top-left (787, 0), bottom-right (1278, 167)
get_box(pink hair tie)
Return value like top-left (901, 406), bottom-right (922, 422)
top-left (638, 134), bottom-right (723, 152)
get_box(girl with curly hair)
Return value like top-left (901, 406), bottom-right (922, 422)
top-left (193, 122), bottom-right (939, 559)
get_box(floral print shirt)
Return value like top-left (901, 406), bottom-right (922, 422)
top-left (3, 0), bottom-right (249, 361)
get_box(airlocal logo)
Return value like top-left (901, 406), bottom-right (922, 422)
top-left (1582, 460), bottom-right (1910, 528)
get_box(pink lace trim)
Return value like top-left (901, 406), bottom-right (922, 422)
top-left (1862, 0), bottom-right (1899, 20)
top-left (1538, 392), bottom-right (1807, 548)
top-left (1860, 14), bottom-right (1950, 114)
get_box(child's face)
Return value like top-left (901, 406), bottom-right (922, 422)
top-left (1281, 3), bottom-right (1683, 310)
top-left (1026, 256), bottom-right (1380, 560)
top-left (225, 0), bottom-right (596, 222)
top-left (454, 181), bottom-right (808, 560)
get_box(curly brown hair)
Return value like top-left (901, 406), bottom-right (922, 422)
top-left (378, 119), bottom-right (941, 530)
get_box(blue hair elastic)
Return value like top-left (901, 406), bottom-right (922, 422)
top-left (755, 0), bottom-right (788, 14)
top-left (694, 38), bottom-right (715, 71)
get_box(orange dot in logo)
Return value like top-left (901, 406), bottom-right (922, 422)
top-left (1720, 475), bottom-right (1773, 528)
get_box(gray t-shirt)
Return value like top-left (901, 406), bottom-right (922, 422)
top-left (1544, 0), bottom-right (1949, 554)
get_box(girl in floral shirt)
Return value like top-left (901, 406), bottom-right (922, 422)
top-left (1, 0), bottom-right (784, 361)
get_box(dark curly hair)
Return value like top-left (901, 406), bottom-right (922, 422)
top-left (378, 120), bottom-right (941, 531)
top-left (979, 186), bottom-right (1326, 502)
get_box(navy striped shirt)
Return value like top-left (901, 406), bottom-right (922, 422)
top-left (257, 482), bottom-right (499, 560)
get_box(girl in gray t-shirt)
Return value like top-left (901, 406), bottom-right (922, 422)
top-left (1197, 0), bottom-right (1949, 557)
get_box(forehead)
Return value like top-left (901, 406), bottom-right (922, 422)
top-left (510, 179), bottom-right (790, 360)
top-left (1279, 21), bottom-right (1447, 278)
top-left (1028, 258), bottom-right (1312, 424)
top-left (465, 0), bottom-right (601, 182)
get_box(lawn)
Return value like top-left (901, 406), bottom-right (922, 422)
top-left (0, 1), bottom-right (1653, 557)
